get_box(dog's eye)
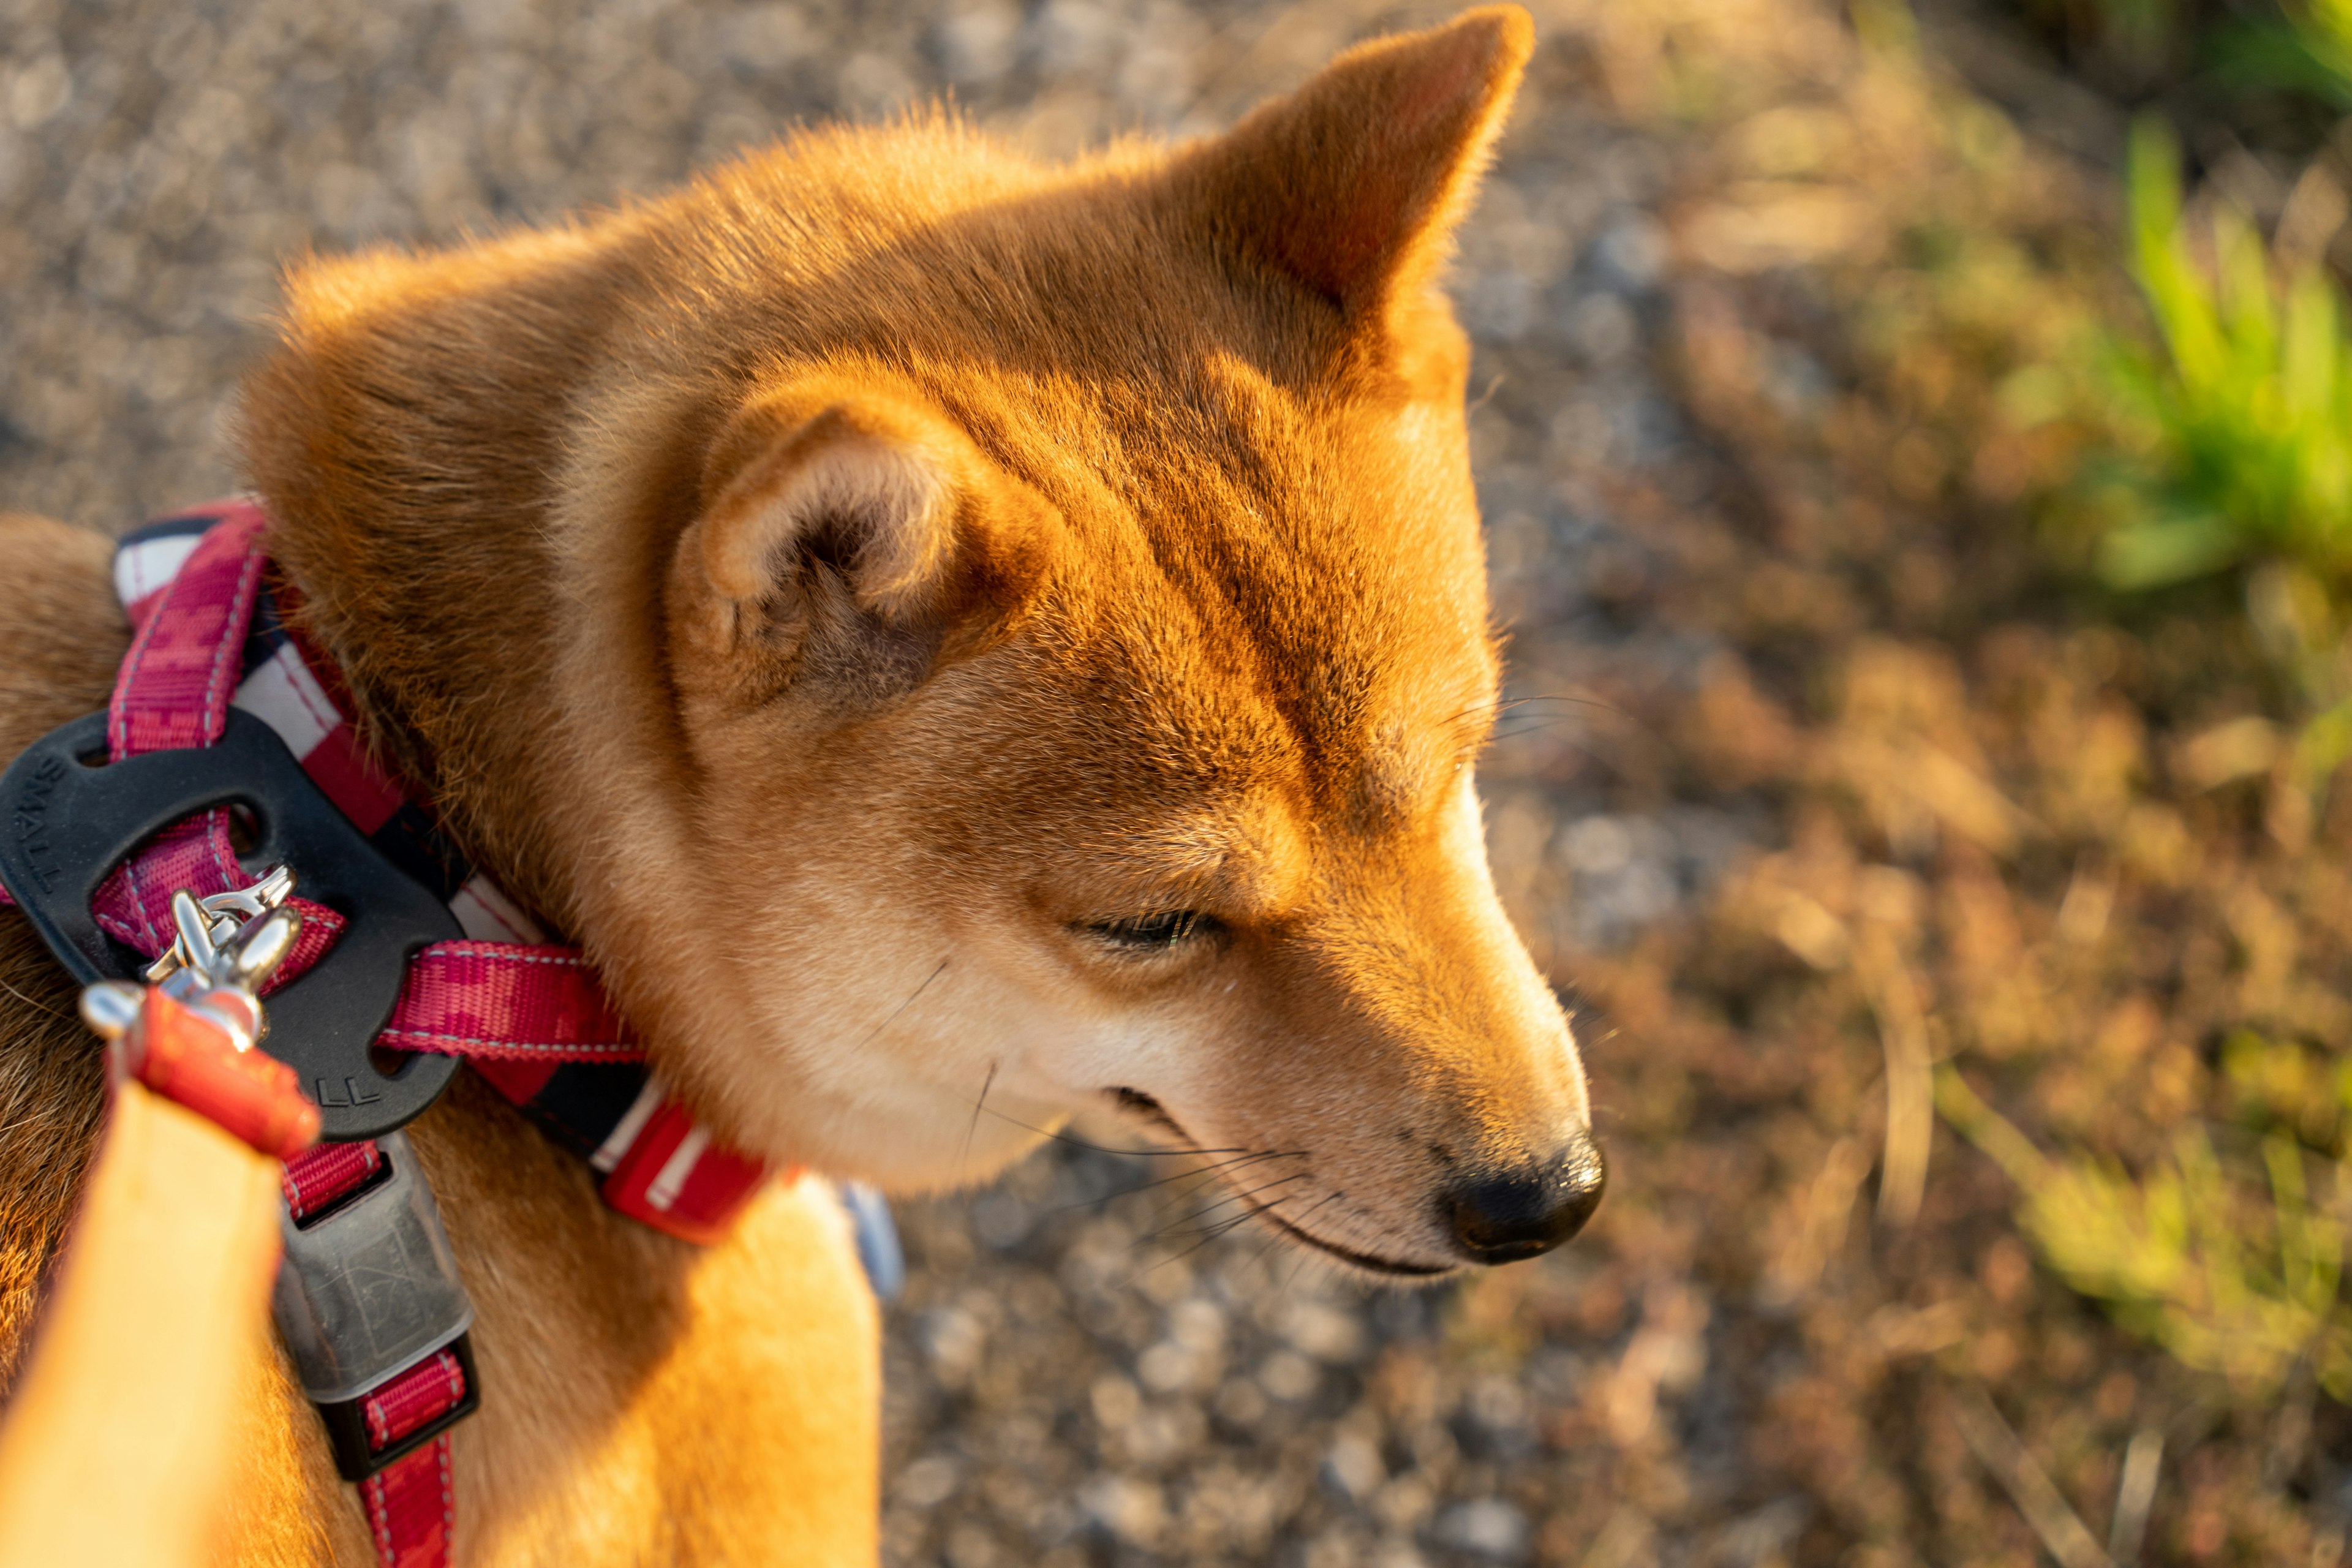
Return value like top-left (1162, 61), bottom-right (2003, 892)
top-left (1082, 910), bottom-right (1223, 950)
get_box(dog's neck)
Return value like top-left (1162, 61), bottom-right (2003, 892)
top-left (245, 228), bottom-right (665, 935)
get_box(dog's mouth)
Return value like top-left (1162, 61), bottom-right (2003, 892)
top-left (1104, 1088), bottom-right (1458, 1280)
top-left (1109, 1086), bottom-right (1188, 1140)
top-left (1245, 1198), bottom-right (1456, 1278)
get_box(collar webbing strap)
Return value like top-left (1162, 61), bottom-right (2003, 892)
top-left (104, 503), bottom-right (774, 1240)
top-left (358, 1353), bottom-right (464, 1568)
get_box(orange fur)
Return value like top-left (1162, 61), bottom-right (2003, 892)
top-left (0, 10), bottom-right (1589, 1561)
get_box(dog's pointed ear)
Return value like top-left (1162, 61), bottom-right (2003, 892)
top-left (669, 380), bottom-right (1050, 701)
top-left (1174, 6), bottom-right (1533, 320)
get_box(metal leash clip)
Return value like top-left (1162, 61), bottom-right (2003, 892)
top-left (76, 883), bottom-right (318, 1162)
top-left (80, 877), bottom-right (304, 1051)
top-left (141, 864), bottom-right (296, 986)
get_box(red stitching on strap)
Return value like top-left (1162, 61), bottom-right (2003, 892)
top-left (361, 1436), bottom-right (453, 1567)
top-left (280, 1139), bottom-right (384, 1220)
top-left (363, 1348), bottom-right (467, 1449)
top-left (107, 507), bottom-right (267, 759)
top-left (95, 507), bottom-right (272, 951)
top-left (353, 1350), bottom-right (467, 1567)
top-left (379, 941), bottom-right (643, 1063)
top-left (374, 1031), bottom-right (644, 1057)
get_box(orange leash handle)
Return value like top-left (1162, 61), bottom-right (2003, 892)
top-left (0, 984), bottom-right (304, 1567)
top-left (110, 985), bottom-right (322, 1158)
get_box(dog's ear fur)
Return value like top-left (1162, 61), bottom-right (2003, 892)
top-left (670, 379), bottom-right (1049, 703)
top-left (1175, 6), bottom-right (1534, 323)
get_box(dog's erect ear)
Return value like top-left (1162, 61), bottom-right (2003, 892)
top-left (669, 380), bottom-right (1049, 701)
top-left (1175, 6), bottom-right (1534, 320)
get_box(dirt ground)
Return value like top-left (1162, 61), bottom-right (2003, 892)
top-left (4, 0), bottom-right (2339, 1562)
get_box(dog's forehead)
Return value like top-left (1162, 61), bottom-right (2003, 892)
top-left (1008, 369), bottom-right (1496, 827)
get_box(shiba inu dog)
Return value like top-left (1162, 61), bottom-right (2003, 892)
top-left (0, 6), bottom-right (1602, 1561)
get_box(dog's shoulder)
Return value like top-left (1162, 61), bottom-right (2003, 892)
top-left (0, 513), bottom-right (127, 1394)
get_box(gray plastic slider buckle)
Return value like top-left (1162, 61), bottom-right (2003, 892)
top-left (271, 1130), bottom-right (479, 1480)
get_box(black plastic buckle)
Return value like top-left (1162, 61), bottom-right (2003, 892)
top-left (0, 708), bottom-right (463, 1139)
top-left (315, 1333), bottom-right (481, 1482)
top-left (272, 1128), bottom-right (476, 1438)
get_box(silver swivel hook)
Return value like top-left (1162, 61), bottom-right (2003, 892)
top-left (80, 867), bottom-right (304, 1051)
top-left (140, 864), bottom-right (296, 986)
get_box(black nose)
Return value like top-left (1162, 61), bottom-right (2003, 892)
top-left (1443, 1134), bottom-right (1607, 1265)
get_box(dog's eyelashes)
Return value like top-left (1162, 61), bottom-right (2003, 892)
top-left (1079, 910), bottom-right (1224, 951)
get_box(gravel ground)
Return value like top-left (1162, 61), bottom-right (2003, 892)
top-left (6, 2), bottom-right (2242, 1565)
